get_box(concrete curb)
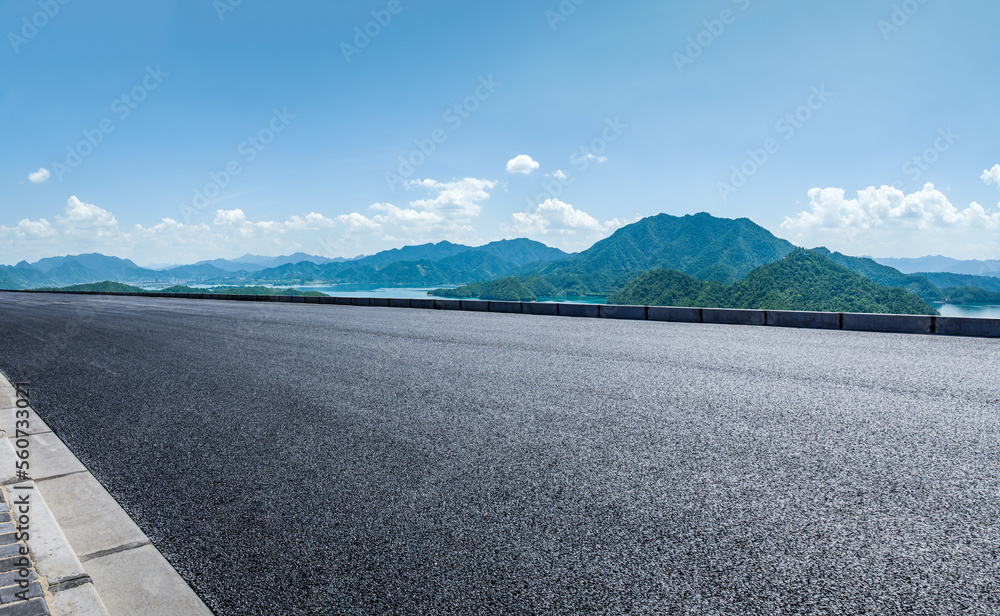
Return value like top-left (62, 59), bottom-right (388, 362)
top-left (0, 375), bottom-right (212, 616)
top-left (1, 289), bottom-right (998, 339)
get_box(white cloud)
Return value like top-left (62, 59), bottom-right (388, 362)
top-left (546, 170), bottom-right (569, 180)
top-left (405, 177), bottom-right (496, 220)
top-left (1, 179), bottom-right (501, 264)
top-left (781, 183), bottom-right (1000, 258)
top-left (505, 154), bottom-right (540, 175)
top-left (213, 209), bottom-right (248, 225)
top-left (509, 198), bottom-right (623, 250)
top-left (982, 164), bottom-right (1000, 187)
top-left (0, 218), bottom-right (57, 240)
top-left (580, 153), bottom-right (607, 164)
top-left (57, 196), bottom-right (118, 231)
top-left (27, 168), bottom-right (50, 184)
top-left (327, 177), bottom-right (499, 244)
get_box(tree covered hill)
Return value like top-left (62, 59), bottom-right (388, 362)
top-left (915, 271), bottom-right (1000, 294)
top-left (524, 212), bottom-right (797, 294)
top-left (809, 247), bottom-right (941, 303)
top-left (608, 250), bottom-right (938, 315)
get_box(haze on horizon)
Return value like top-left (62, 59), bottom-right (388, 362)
top-left (3, 1), bottom-right (999, 266)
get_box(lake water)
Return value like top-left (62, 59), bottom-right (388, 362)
top-left (290, 285), bottom-right (608, 304)
top-left (289, 284), bottom-right (450, 299)
top-left (932, 303), bottom-right (1000, 319)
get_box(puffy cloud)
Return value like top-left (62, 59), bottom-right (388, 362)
top-left (781, 183), bottom-right (1000, 258)
top-left (57, 196), bottom-right (118, 231)
top-left (405, 177), bottom-right (497, 221)
top-left (982, 164), bottom-right (1000, 187)
top-left (213, 209), bottom-right (247, 225)
top-left (509, 198), bottom-right (623, 250)
top-left (505, 154), bottom-right (540, 175)
top-left (27, 168), bottom-right (50, 184)
top-left (1, 179), bottom-right (499, 264)
top-left (546, 170), bottom-right (569, 180)
top-left (579, 153), bottom-right (607, 164)
top-left (783, 184), bottom-right (1000, 231)
top-left (0, 218), bottom-right (57, 240)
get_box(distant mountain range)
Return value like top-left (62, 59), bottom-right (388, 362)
top-left (4, 213), bottom-right (1000, 316)
top-left (874, 256), bottom-right (1000, 277)
top-left (188, 253), bottom-right (349, 273)
top-left (0, 239), bottom-right (571, 290)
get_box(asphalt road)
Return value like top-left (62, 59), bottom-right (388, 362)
top-left (0, 293), bottom-right (998, 615)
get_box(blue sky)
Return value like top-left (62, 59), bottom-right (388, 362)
top-left (3, 0), bottom-right (999, 265)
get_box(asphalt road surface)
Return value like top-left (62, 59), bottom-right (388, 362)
top-left (0, 293), bottom-right (998, 615)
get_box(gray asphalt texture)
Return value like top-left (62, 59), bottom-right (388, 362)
top-left (0, 293), bottom-right (998, 615)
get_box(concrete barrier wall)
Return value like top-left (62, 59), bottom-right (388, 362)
top-left (702, 308), bottom-right (766, 326)
top-left (522, 303), bottom-right (558, 316)
top-left (647, 306), bottom-right (701, 323)
top-left (460, 300), bottom-right (490, 312)
top-left (599, 304), bottom-right (646, 320)
top-left (767, 310), bottom-right (841, 330)
top-left (842, 313), bottom-right (933, 335)
top-left (558, 303), bottom-right (599, 318)
top-left (489, 301), bottom-right (523, 314)
top-left (4, 290), bottom-right (999, 339)
top-left (936, 316), bottom-right (1000, 338)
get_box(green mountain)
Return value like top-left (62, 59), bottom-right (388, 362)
top-left (526, 212), bottom-right (797, 294)
top-left (35, 281), bottom-right (146, 293)
top-left (934, 286), bottom-right (1000, 304)
top-left (809, 247), bottom-right (941, 302)
top-left (158, 285), bottom-right (327, 297)
top-left (477, 239), bottom-right (570, 267)
top-left (432, 277), bottom-right (540, 301)
top-left (348, 238), bottom-right (568, 271)
top-left (30, 253), bottom-right (146, 277)
top-left (354, 241), bottom-right (473, 269)
top-left (608, 250), bottom-right (938, 315)
top-left (915, 271), bottom-right (1000, 294)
